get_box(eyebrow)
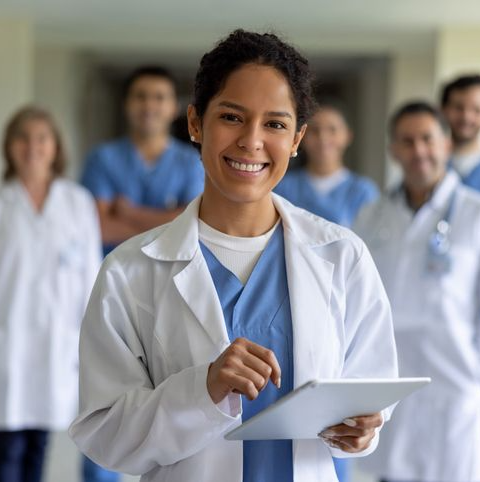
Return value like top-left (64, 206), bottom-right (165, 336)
top-left (218, 101), bottom-right (293, 119)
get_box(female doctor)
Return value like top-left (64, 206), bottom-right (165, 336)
top-left (0, 107), bottom-right (101, 482)
top-left (275, 100), bottom-right (379, 228)
top-left (69, 30), bottom-right (398, 482)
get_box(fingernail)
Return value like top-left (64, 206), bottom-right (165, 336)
top-left (343, 418), bottom-right (357, 427)
top-left (276, 377), bottom-right (281, 389)
top-left (320, 429), bottom-right (335, 437)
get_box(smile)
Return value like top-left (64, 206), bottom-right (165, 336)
top-left (224, 157), bottom-right (267, 173)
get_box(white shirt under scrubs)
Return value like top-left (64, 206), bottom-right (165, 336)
top-left (0, 178), bottom-right (102, 430)
top-left (354, 171), bottom-right (480, 482)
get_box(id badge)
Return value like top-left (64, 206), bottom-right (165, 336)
top-left (425, 231), bottom-right (452, 275)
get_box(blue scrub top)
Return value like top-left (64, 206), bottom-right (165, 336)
top-left (81, 137), bottom-right (204, 255)
top-left (200, 224), bottom-right (294, 482)
top-left (274, 168), bottom-right (379, 227)
top-left (461, 163), bottom-right (480, 191)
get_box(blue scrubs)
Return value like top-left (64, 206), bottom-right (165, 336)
top-left (81, 138), bottom-right (202, 481)
top-left (276, 168), bottom-right (373, 482)
top-left (82, 137), bottom-right (204, 255)
top-left (275, 168), bottom-right (379, 227)
top-left (462, 162), bottom-right (480, 191)
top-left (200, 224), bottom-right (294, 482)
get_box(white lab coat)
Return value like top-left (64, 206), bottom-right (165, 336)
top-left (69, 194), bottom-right (398, 482)
top-left (0, 178), bottom-right (102, 430)
top-left (355, 171), bottom-right (480, 481)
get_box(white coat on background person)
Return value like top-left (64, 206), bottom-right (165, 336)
top-left (355, 103), bottom-right (480, 482)
top-left (0, 177), bottom-right (102, 429)
top-left (68, 194), bottom-right (398, 482)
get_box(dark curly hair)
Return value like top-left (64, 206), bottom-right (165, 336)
top-left (193, 29), bottom-right (315, 131)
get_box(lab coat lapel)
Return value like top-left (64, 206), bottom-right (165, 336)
top-left (142, 197), bottom-right (230, 350)
top-left (284, 235), bottom-right (335, 387)
top-left (173, 249), bottom-right (231, 350)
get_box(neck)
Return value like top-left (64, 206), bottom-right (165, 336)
top-left (307, 158), bottom-right (343, 177)
top-left (21, 176), bottom-right (52, 212)
top-left (453, 138), bottom-right (480, 157)
top-left (131, 131), bottom-right (169, 163)
top-left (404, 174), bottom-right (444, 211)
top-left (199, 189), bottom-right (278, 237)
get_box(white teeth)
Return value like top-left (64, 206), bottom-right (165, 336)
top-left (226, 158), bottom-right (265, 172)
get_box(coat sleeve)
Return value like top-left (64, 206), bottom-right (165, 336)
top-left (69, 256), bottom-right (241, 475)
top-left (328, 240), bottom-right (398, 459)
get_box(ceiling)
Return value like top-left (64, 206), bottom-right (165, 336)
top-left (1, 0), bottom-right (480, 54)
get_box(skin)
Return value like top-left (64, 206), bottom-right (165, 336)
top-left (188, 63), bottom-right (380, 452)
top-left (97, 75), bottom-right (185, 244)
top-left (442, 86), bottom-right (480, 155)
top-left (8, 118), bottom-right (57, 212)
top-left (303, 107), bottom-right (353, 177)
top-left (391, 113), bottom-right (450, 210)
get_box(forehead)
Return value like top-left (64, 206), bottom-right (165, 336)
top-left (213, 64), bottom-right (296, 113)
top-left (394, 113), bottom-right (445, 138)
top-left (14, 118), bottom-right (53, 135)
top-left (128, 75), bottom-right (175, 94)
top-left (449, 85), bottom-right (480, 105)
top-left (311, 108), bottom-right (346, 125)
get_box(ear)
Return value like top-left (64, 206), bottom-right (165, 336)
top-left (292, 123), bottom-right (308, 154)
top-left (187, 104), bottom-right (202, 144)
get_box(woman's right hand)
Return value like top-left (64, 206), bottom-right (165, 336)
top-left (207, 337), bottom-right (281, 404)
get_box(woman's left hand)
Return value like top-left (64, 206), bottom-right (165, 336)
top-left (319, 412), bottom-right (383, 453)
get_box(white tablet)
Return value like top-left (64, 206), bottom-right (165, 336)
top-left (225, 377), bottom-right (430, 441)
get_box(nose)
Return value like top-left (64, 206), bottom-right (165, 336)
top-left (236, 121), bottom-right (264, 152)
top-left (411, 139), bottom-right (428, 158)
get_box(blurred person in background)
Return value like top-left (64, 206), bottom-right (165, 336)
top-left (275, 99), bottom-right (379, 482)
top-left (81, 65), bottom-right (205, 256)
top-left (441, 74), bottom-right (480, 191)
top-left (355, 102), bottom-right (480, 482)
top-left (275, 100), bottom-right (379, 228)
top-left (0, 106), bottom-right (102, 482)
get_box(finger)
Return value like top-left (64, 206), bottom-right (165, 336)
top-left (240, 352), bottom-right (275, 388)
top-left (342, 412), bottom-right (383, 429)
top-left (322, 431), bottom-right (376, 452)
top-left (239, 339), bottom-right (281, 387)
top-left (226, 373), bottom-right (260, 401)
top-left (225, 342), bottom-right (273, 390)
top-left (232, 363), bottom-right (269, 392)
top-left (320, 425), bottom-right (372, 438)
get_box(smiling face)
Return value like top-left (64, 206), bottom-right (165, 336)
top-left (443, 85), bottom-right (480, 145)
top-left (188, 63), bottom-right (306, 207)
top-left (8, 118), bottom-right (57, 184)
top-left (391, 113), bottom-right (450, 192)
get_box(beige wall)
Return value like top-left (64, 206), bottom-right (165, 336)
top-left (0, 19), bottom-right (34, 174)
top-left (34, 46), bottom-right (94, 179)
top-left (435, 27), bottom-right (480, 89)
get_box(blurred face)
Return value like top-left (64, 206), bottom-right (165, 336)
top-left (443, 86), bottom-right (480, 145)
top-left (391, 113), bottom-right (450, 191)
top-left (8, 119), bottom-right (57, 182)
top-left (125, 75), bottom-right (178, 137)
top-left (302, 107), bottom-right (351, 167)
top-left (188, 63), bottom-right (305, 205)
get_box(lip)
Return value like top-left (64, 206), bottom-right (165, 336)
top-left (223, 155), bottom-right (269, 177)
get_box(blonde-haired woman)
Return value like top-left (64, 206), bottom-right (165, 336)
top-left (0, 106), bottom-right (101, 482)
